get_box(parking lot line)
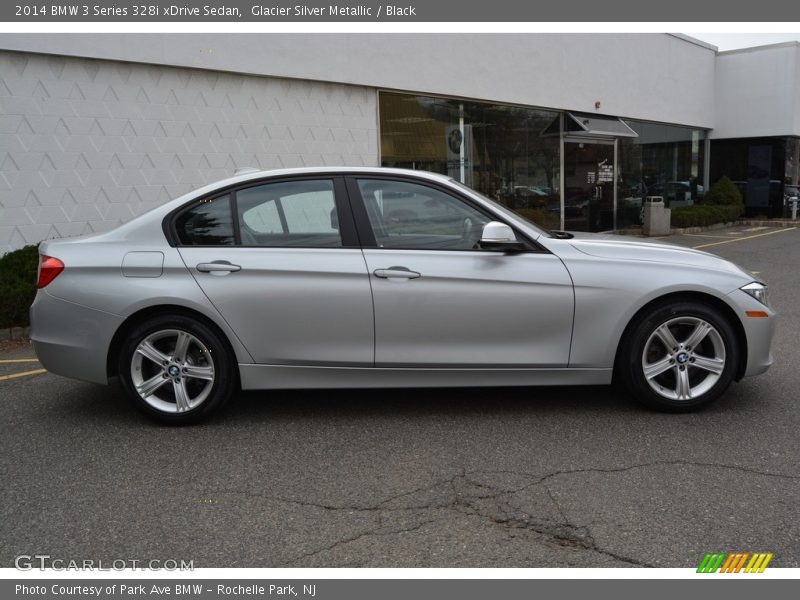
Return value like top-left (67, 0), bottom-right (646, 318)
top-left (692, 227), bottom-right (797, 249)
top-left (0, 358), bottom-right (40, 364)
top-left (682, 233), bottom-right (738, 239)
top-left (0, 368), bottom-right (47, 381)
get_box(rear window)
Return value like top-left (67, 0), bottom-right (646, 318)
top-left (175, 195), bottom-right (234, 246)
top-left (173, 180), bottom-right (343, 248)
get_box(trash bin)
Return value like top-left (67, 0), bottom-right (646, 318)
top-left (643, 196), bottom-right (671, 236)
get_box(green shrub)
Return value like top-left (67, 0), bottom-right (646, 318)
top-left (670, 176), bottom-right (745, 229)
top-left (671, 204), bottom-right (741, 228)
top-left (0, 244), bottom-right (39, 329)
top-left (704, 176), bottom-right (744, 210)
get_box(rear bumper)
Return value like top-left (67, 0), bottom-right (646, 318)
top-left (30, 290), bottom-right (122, 385)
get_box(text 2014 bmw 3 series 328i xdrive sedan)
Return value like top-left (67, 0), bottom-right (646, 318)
top-left (30, 168), bottom-right (775, 423)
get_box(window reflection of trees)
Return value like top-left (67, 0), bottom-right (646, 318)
top-left (380, 93), bottom-right (560, 208)
top-left (177, 195), bottom-right (234, 245)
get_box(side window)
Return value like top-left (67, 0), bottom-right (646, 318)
top-left (175, 194), bottom-right (234, 246)
top-left (357, 179), bottom-right (492, 250)
top-left (237, 180), bottom-right (342, 247)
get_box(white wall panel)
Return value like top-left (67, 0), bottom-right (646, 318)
top-left (713, 43), bottom-right (800, 139)
top-left (0, 51), bottom-right (377, 253)
top-left (0, 33), bottom-right (717, 128)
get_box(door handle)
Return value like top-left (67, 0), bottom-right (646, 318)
top-left (373, 266), bottom-right (421, 279)
top-left (196, 261), bottom-right (241, 274)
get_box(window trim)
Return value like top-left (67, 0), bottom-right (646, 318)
top-left (230, 191), bottom-right (242, 245)
top-left (345, 175), bottom-right (548, 253)
top-left (164, 175), bottom-right (359, 249)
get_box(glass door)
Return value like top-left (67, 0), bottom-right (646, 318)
top-left (563, 140), bottom-right (616, 232)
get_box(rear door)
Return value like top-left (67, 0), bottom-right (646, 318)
top-left (175, 176), bottom-right (374, 366)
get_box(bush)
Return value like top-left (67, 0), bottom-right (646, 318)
top-left (670, 204), bottom-right (742, 228)
top-left (0, 245), bottom-right (39, 329)
top-left (704, 176), bottom-right (744, 209)
top-left (670, 176), bottom-right (745, 229)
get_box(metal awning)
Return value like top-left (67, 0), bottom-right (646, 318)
top-left (565, 112), bottom-right (638, 137)
top-left (542, 112), bottom-right (639, 138)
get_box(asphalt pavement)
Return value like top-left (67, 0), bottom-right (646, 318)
top-left (1, 224), bottom-right (798, 568)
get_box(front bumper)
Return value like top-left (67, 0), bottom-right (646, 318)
top-left (727, 288), bottom-right (776, 378)
top-left (30, 290), bottom-right (123, 385)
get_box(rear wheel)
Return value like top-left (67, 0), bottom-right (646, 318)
top-left (618, 301), bottom-right (739, 411)
top-left (118, 315), bottom-right (236, 424)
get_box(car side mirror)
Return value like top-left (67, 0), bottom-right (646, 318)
top-left (479, 221), bottom-right (525, 251)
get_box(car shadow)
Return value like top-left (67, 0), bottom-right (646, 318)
top-left (223, 385), bottom-right (638, 423)
top-left (42, 377), bottom-right (760, 428)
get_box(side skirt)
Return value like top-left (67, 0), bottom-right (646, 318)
top-left (238, 364), bottom-right (613, 390)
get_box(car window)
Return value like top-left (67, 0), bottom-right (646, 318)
top-left (237, 180), bottom-right (342, 247)
top-left (175, 194), bottom-right (235, 246)
top-left (356, 179), bottom-right (492, 250)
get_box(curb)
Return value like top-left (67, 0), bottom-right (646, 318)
top-left (673, 219), bottom-right (798, 234)
top-left (668, 221), bottom-right (739, 235)
top-left (737, 219), bottom-right (798, 228)
top-left (0, 326), bottom-right (30, 341)
top-left (615, 219), bottom-right (798, 237)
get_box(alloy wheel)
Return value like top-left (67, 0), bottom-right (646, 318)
top-left (130, 329), bottom-right (215, 413)
top-left (641, 316), bottom-right (726, 401)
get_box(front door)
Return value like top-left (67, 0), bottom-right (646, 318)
top-left (350, 177), bottom-right (575, 368)
top-left (563, 140), bottom-right (615, 232)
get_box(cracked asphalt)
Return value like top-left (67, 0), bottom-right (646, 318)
top-left (1, 225), bottom-right (799, 568)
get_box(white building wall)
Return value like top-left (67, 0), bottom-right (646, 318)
top-left (0, 33), bottom-right (717, 129)
top-left (10, 34), bottom-right (800, 254)
top-left (0, 51), bottom-right (377, 253)
top-left (713, 42), bottom-right (800, 139)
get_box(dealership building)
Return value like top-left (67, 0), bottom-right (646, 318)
top-left (1, 33), bottom-right (799, 253)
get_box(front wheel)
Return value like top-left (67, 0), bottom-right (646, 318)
top-left (118, 315), bottom-right (237, 424)
top-left (618, 301), bottom-right (740, 412)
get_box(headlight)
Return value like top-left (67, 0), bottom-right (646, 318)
top-left (741, 282), bottom-right (769, 307)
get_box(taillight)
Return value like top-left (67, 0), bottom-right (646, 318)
top-left (37, 255), bottom-right (64, 288)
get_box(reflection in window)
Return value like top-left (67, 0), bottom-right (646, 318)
top-left (236, 180), bottom-right (342, 247)
top-left (709, 136), bottom-right (794, 218)
top-left (358, 179), bottom-right (490, 250)
top-left (379, 92), bottom-right (561, 230)
top-left (176, 194), bottom-right (234, 246)
top-left (241, 196), bottom-right (281, 233)
top-left (617, 121), bottom-right (707, 228)
top-left (379, 91), bottom-right (713, 231)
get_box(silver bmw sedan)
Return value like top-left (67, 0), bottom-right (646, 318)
top-left (30, 168), bottom-right (775, 423)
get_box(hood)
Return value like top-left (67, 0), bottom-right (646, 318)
top-left (565, 232), bottom-right (755, 278)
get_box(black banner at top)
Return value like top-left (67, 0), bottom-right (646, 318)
top-left (2, 0), bottom-right (800, 22)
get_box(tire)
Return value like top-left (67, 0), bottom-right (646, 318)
top-left (118, 314), bottom-right (237, 424)
top-left (617, 301), bottom-right (740, 412)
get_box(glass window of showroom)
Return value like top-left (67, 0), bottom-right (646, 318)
top-left (379, 91), bottom-right (707, 233)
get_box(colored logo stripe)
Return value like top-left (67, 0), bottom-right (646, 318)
top-left (720, 553), bottom-right (749, 573)
top-left (745, 553), bottom-right (773, 573)
top-left (697, 553), bottom-right (726, 573)
top-left (697, 552), bottom-right (772, 573)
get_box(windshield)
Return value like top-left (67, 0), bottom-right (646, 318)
top-left (448, 180), bottom-right (552, 238)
